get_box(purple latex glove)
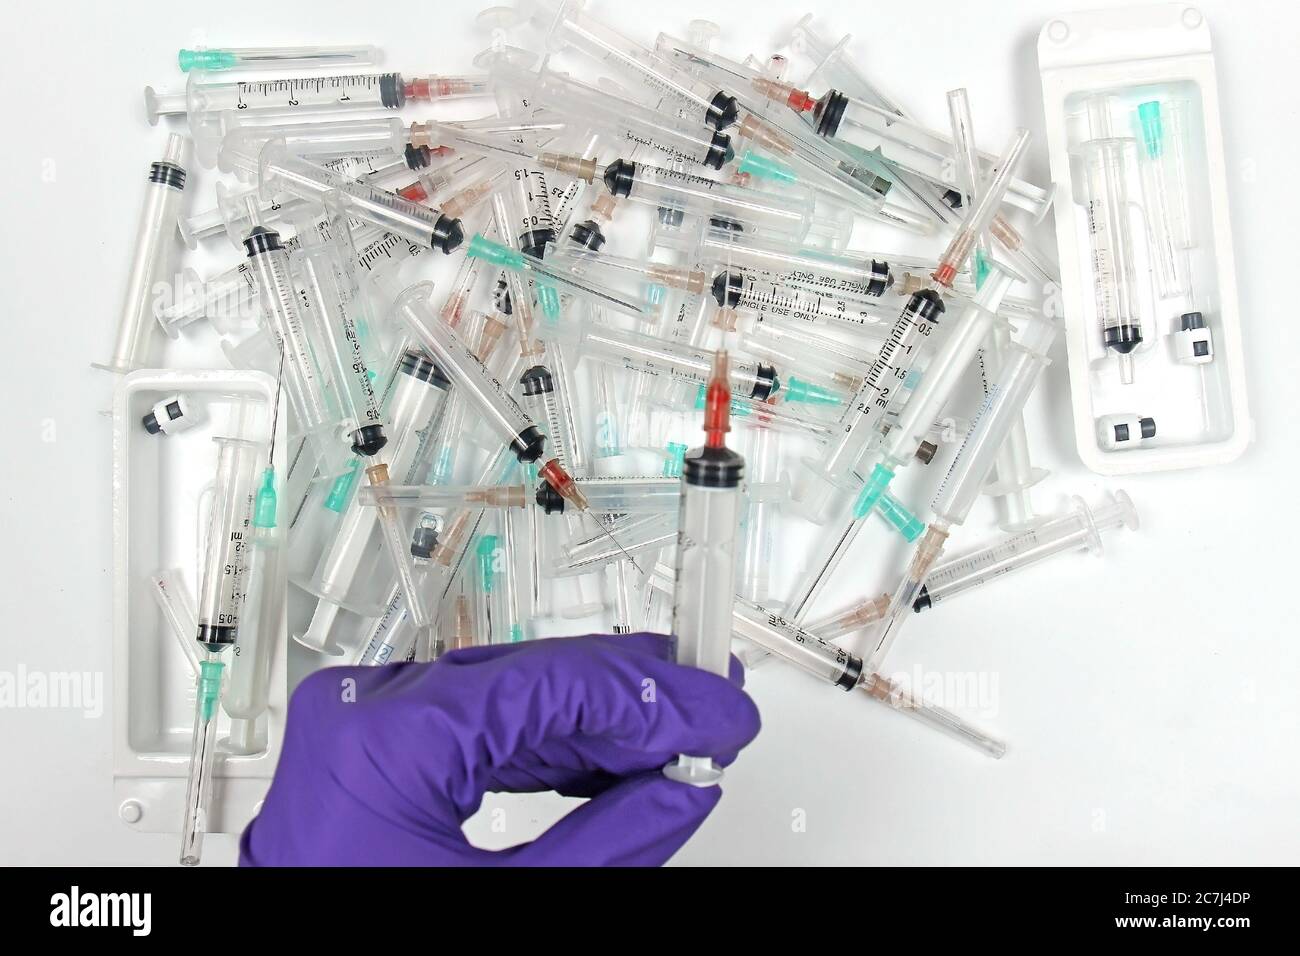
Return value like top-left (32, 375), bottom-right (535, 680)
top-left (240, 633), bottom-right (760, 866)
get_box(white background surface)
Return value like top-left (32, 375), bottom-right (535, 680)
top-left (2, 0), bottom-right (1298, 866)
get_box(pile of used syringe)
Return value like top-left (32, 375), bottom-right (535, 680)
top-left (106, 2), bottom-right (1141, 865)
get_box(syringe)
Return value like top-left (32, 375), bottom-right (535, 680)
top-left (849, 259), bottom-right (1020, 524)
top-left (177, 44), bottom-right (381, 73)
top-left (943, 96), bottom-right (1055, 286)
top-left (807, 88), bottom-right (1052, 219)
top-left (223, 363), bottom-right (286, 756)
top-left (1079, 95), bottom-right (1143, 384)
top-left (215, 115), bottom-right (407, 172)
top-left (867, 312), bottom-right (1060, 672)
top-left (180, 436), bottom-right (260, 866)
top-left (804, 491), bottom-right (1138, 639)
top-left (466, 234), bottom-right (649, 319)
top-left (183, 150), bottom-right (425, 247)
top-left (161, 224), bottom-right (424, 337)
top-left (289, 197), bottom-right (388, 458)
top-left (146, 68), bottom-right (491, 126)
top-left (531, 0), bottom-right (740, 131)
top-left (647, 566), bottom-right (1005, 757)
top-left (664, 351), bottom-right (746, 787)
top-left (488, 56), bottom-right (735, 170)
top-left (913, 491), bottom-right (1138, 612)
top-left (946, 89), bottom-right (1048, 531)
top-left (220, 137), bottom-right (465, 254)
top-left (550, 317), bottom-right (842, 406)
top-left (295, 349), bottom-right (451, 650)
top-left (600, 158), bottom-right (815, 239)
top-left (238, 208), bottom-right (349, 477)
top-left (96, 134), bottom-right (190, 374)
top-left (796, 130), bottom-right (1028, 523)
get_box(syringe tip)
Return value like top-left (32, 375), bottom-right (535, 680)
top-left (538, 458), bottom-right (588, 511)
top-left (703, 350), bottom-right (732, 448)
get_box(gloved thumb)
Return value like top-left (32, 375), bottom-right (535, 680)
top-left (499, 772), bottom-right (722, 866)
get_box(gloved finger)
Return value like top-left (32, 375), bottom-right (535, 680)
top-left (495, 772), bottom-right (723, 866)
top-left (435, 636), bottom-right (760, 814)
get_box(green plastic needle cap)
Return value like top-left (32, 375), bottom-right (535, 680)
top-left (876, 492), bottom-right (924, 541)
top-left (785, 376), bottom-right (843, 406)
top-left (325, 460), bottom-right (362, 513)
top-left (852, 463), bottom-right (896, 519)
top-left (737, 151), bottom-right (798, 184)
top-left (198, 660), bottom-right (225, 721)
top-left (663, 442), bottom-right (688, 477)
top-left (253, 467), bottom-right (278, 529)
top-left (476, 535), bottom-right (499, 593)
top-left (467, 234), bottom-right (523, 269)
top-left (1137, 101), bottom-right (1164, 158)
top-left (178, 49), bottom-right (238, 72)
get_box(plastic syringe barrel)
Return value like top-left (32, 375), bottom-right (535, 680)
top-left (931, 315), bottom-right (1058, 526)
top-left (195, 437), bottom-right (261, 647)
top-left (100, 134), bottom-right (190, 373)
top-left (880, 262), bottom-right (1017, 465)
top-left (915, 490), bottom-right (1138, 611)
top-left (227, 138), bottom-right (464, 254)
top-left (393, 282), bottom-right (546, 464)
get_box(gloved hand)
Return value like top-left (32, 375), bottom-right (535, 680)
top-left (240, 633), bottom-right (760, 866)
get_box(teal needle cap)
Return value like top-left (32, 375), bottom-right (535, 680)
top-left (325, 460), bottom-right (362, 513)
top-left (974, 249), bottom-right (992, 289)
top-left (467, 234), bottom-right (523, 269)
top-left (737, 151), bottom-right (798, 184)
top-left (784, 376), bottom-right (843, 406)
top-left (876, 492), bottom-right (924, 541)
top-left (253, 467), bottom-right (278, 530)
top-left (198, 660), bottom-right (225, 721)
top-left (178, 49), bottom-right (238, 72)
top-left (663, 442), bottom-right (688, 477)
top-left (476, 535), bottom-right (498, 593)
top-left (852, 463), bottom-right (896, 519)
top-left (1137, 101), bottom-right (1164, 158)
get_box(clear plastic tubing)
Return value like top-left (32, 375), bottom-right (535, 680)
top-left (220, 138), bottom-right (465, 254)
top-left (393, 282), bottom-right (547, 464)
top-left (178, 44), bottom-right (381, 72)
top-left (664, 353), bottom-right (745, 788)
top-left (913, 491), bottom-right (1138, 612)
top-left (96, 133), bottom-right (189, 374)
top-left (601, 158), bottom-right (813, 239)
top-left (146, 70), bottom-right (491, 124)
top-left (1080, 95), bottom-right (1143, 384)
